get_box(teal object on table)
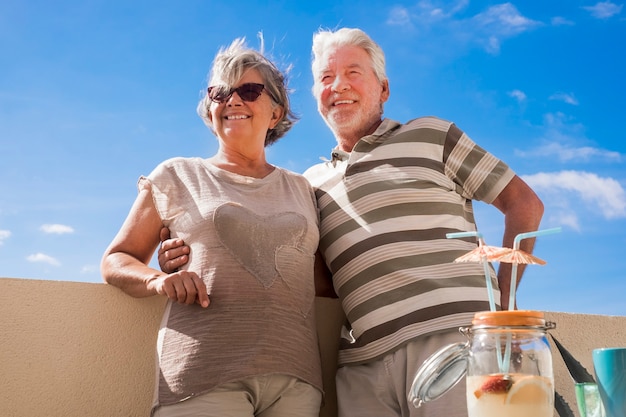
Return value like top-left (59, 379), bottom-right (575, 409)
top-left (593, 348), bottom-right (626, 417)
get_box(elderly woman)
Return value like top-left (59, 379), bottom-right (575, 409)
top-left (101, 38), bottom-right (322, 417)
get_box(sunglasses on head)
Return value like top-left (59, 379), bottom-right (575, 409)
top-left (207, 83), bottom-right (266, 103)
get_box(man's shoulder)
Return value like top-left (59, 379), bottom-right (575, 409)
top-left (303, 160), bottom-right (344, 188)
top-left (402, 115), bottom-right (453, 131)
top-left (303, 160), bottom-right (330, 183)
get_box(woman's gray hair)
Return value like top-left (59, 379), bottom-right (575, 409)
top-left (311, 28), bottom-right (388, 86)
top-left (197, 37), bottom-right (297, 146)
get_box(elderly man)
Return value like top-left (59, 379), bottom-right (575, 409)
top-left (301, 27), bottom-right (543, 417)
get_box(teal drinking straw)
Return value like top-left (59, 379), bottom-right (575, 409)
top-left (446, 232), bottom-right (504, 373)
top-left (447, 231), bottom-right (503, 371)
top-left (502, 227), bottom-right (562, 376)
top-left (446, 231), bottom-right (497, 312)
top-left (507, 227), bottom-right (562, 311)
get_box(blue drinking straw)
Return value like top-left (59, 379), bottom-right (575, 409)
top-left (502, 227), bottom-right (562, 374)
top-left (446, 231), bottom-right (497, 312)
top-left (507, 227), bottom-right (562, 311)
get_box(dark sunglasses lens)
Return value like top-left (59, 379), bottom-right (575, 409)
top-left (237, 83), bottom-right (264, 101)
top-left (208, 85), bottom-right (230, 103)
top-left (208, 83), bottom-right (265, 103)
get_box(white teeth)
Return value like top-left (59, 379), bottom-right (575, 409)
top-left (226, 115), bottom-right (249, 120)
top-left (334, 100), bottom-right (355, 105)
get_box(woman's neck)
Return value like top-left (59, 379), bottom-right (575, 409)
top-left (208, 148), bottom-right (274, 178)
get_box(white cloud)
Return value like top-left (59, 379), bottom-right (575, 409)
top-left (81, 264), bottom-right (98, 274)
top-left (551, 212), bottom-right (581, 232)
top-left (485, 36), bottom-right (501, 54)
top-left (384, 1), bottom-right (541, 55)
top-left (473, 3), bottom-right (539, 33)
top-left (516, 142), bottom-right (622, 163)
top-left (583, 1), bottom-right (623, 19)
top-left (0, 230), bottom-right (11, 245)
top-left (26, 253), bottom-right (61, 267)
top-left (385, 1), bottom-right (466, 29)
top-left (40, 224), bottom-right (75, 234)
top-left (551, 16), bottom-right (575, 26)
top-left (544, 111), bottom-right (576, 127)
top-left (515, 112), bottom-right (623, 163)
top-left (523, 171), bottom-right (626, 220)
top-left (549, 92), bottom-right (579, 105)
top-left (471, 3), bottom-right (543, 53)
top-left (387, 6), bottom-right (412, 26)
top-left (509, 89), bottom-right (527, 102)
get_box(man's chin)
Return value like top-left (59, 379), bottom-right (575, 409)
top-left (326, 115), bottom-right (358, 131)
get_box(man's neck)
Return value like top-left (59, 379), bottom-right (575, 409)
top-left (335, 118), bottom-right (384, 152)
top-left (337, 138), bottom-right (358, 152)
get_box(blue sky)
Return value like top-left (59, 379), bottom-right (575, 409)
top-left (1, 1), bottom-right (625, 316)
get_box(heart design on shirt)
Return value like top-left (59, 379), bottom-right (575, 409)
top-left (214, 203), bottom-right (314, 316)
top-left (275, 245), bottom-right (315, 317)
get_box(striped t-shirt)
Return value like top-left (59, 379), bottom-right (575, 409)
top-left (303, 116), bottom-right (515, 366)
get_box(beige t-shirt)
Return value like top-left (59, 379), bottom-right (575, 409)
top-left (142, 157), bottom-right (322, 411)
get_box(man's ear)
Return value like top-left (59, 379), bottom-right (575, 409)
top-left (381, 79), bottom-right (390, 103)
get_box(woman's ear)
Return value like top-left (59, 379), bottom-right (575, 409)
top-left (269, 106), bottom-right (284, 129)
top-left (207, 103), bottom-right (214, 124)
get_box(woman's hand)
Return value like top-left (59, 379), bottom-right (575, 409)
top-left (149, 270), bottom-right (209, 308)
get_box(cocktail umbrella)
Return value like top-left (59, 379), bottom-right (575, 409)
top-left (447, 232), bottom-right (509, 312)
top-left (454, 242), bottom-right (512, 263)
top-left (495, 249), bottom-right (546, 265)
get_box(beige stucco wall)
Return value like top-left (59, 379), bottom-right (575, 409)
top-left (1, 276), bottom-right (625, 417)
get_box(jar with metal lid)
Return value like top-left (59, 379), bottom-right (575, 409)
top-left (408, 310), bottom-right (556, 417)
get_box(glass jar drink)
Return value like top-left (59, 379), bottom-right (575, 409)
top-left (464, 310), bottom-right (555, 417)
top-left (408, 310), bottom-right (556, 417)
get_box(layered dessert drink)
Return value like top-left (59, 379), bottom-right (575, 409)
top-left (466, 373), bottom-right (553, 417)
